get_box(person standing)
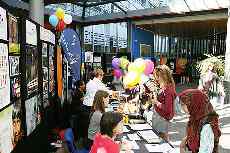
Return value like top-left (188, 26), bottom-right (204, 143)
top-left (178, 89), bottom-right (221, 153)
top-left (151, 65), bottom-right (176, 141)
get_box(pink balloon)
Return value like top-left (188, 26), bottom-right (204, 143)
top-left (114, 69), bottom-right (122, 79)
top-left (144, 59), bottom-right (154, 75)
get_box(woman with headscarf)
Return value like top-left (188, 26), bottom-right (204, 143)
top-left (178, 89), bottom-right (221, 153)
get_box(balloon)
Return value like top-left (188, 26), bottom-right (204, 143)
top-left (56, 20), bottom-right (65, 32)
top-left (120, 58), bottom-right (129, 70)
top-left (112, 58), bottom-right (120, 69)
top-left (56, 8), bottom-right (65, 20)
top-left (64, 14), bottom-right (72, 24)
top-left (114, 69), bottom-right (122, 79)
top-left (123, 72), bottom-right (141, 88)
top-left (134, 58), bottom-right (146, 73)
top-left (128, 63), bottom-right (137, 72)
top-left (140, 74), bottom-right (149, 84)
top-left (144, 59), bottom-right (155, 75)
top-left (49, 15), bottom-right (58, 27)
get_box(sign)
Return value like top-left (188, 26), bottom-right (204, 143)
top-left (40, 26), bottom-right (55, 45)
top-left (26, 20), bottom-right (37, 46)
top-left (85, 52), bottom-right (93, 63)
top-left (0, 7), bottom-right (7, 41)
top-left (0, 106), bottom-right (13, 153)
top-left (9, 13), bottom-right (20, 55)
top-left (0, 43), bottom-right (10, 109)
top-left (60, 28), bottom-right (81, 81)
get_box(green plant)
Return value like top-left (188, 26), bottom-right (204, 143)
top-left (196, 54), bottom-right (225, 76)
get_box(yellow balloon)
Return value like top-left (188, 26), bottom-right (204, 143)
top-left (120, 58), bottom-right (129, 70)
top-left (128, 63), bottom-right (137, 72)
top-left (134, 58), bottom-right (146, 73)
top-left (56, 8), bottom-right (65, 20)
top-left (123, 72), bottom-right (141, 88)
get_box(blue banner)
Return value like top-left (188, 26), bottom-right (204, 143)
top-left (60, 28), bottom-right (81, 81)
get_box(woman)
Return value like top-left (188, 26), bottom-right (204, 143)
top-left (179, 89), bottom-right (221, 153)
top-left (87, 90), bottom-right (109, 148)
top-left (90, 112), bottom-right (123, 153)
top-left (151, 65), bottom-right (176, 141)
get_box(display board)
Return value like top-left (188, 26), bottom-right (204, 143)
top-left (49, 45), bottom-right (55, 96)
top-left (0, 106), bottom-right (13, 153)
top-left (0, 7), bottom-right (7, 41)
top-left (8, 13), bottom-right (20, 55)
top-left (0, 43), bottom-right (10, 109)
top-left (26, 20), bottom-right (37, 46)
top-left (26, 46), bottom-right (38, 96)
top-left (25, 95), bottom-right (41, 136)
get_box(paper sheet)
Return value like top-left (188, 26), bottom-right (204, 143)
top-left (123, 126), bottom-right (130, 133)
top-left (145, 143), bottom-right (173, 153)
top-left (127, 133), bottom-right (141, 141)
top-left (130, 141), bottom-right (140, 150)
top-left (137, 130), bottom-right (160, 143)
top-left (129, 123), bottom-right (152, 131)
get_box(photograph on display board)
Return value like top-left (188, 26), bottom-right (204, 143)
top-left (49, 45), bottom-right (55, 95)
top-left (12, 99), bottom-right (24, 148)
top-left (26, 46), bottom-right (38, 96)
top-left (8, 13), bottom-right (20, 55)
top-left (25, 95), bottom-right (41, 136)
top-left (0, 43), bottom-right (10, 109)
top-left (0, 7), bottom-right (7, 41)
top-left (10, 77), bottom-right (20, 99)
top-left (42, 43), bottom-right (48, 95)
top-left (9, 56), bottom-right (20, 76)
top-left (0, 106), bottom-right (13, 153)
top-left (26, 20), bottom-right (37, 46)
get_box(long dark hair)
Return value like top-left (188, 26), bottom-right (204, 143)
top-left (92, 90), bottom-right (109, 113)
top-left (100, 112), bottom-right (123, 138)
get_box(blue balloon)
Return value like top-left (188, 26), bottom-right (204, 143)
top-left (49, 15), bottom-right (58, 27)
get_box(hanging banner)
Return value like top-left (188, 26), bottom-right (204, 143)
top-left (0, 7), bottom-right (7, 41)
top-left (60, 28), bottom-right (81, 81)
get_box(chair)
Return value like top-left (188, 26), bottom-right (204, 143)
top-left (64, 128), bottom-right (89, 153)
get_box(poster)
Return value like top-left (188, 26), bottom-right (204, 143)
top-left (8, 13), bottom-right (20, 55)
top-left (9, 56), bottom-right (20, 76)
top-left (26, 46), bottom-right (38, 96)
top-left (10, 77), bottom-right (20, 99)
top-left (49, 45), bottom-right (55, 95)
top-left (0, 43), bottom-right (10, 109)
top-left (85, 52), bottom-right (93, 63)
top-left (26, 20), bottom-right (37, 46)
top-left (40, 26), bottom-right (55, 45)
top-left (0, 7), bottom-right (7, 41)
top-left (25, 96), bottom-right (41, 136)
top-left (42, 43), bottom-right (48, 95)
top-left (12, 99), bottom-right (24, 148)
top-left (0, 106), bottom-right (13, 153)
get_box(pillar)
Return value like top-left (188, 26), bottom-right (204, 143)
top-left (224, 7), bottom-right (230, 103)
top-left (29, 0), bottom-right (44, 25)
top-left (127, 20), bottom-right (133, 61)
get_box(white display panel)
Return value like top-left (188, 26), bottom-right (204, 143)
top-left (0, 7), bottom-right (7, 41)
top-left (26, 20), bottom-right (37, 46)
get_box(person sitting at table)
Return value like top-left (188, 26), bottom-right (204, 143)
top-left (178, 89), bottom-right (221, 153)
top-left (151, 65), bottom-right (176, 141)
top-left (90, 112), bottom-right (123, 153)
top-left (87, 90), bottom-right (109, 149)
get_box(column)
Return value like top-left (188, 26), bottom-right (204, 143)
top-left (29, 0), bottom-right (44, 25)
top-left (127, 20), bottom-right (132, 60)
top-left (224, 7), bottom-right (230, 103)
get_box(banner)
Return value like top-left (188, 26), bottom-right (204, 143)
top-left (60, 28), bottom-right (81, 81)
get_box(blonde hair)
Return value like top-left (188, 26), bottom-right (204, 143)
top-left (155, 65), bottom-right (175, 86)
top-left (94, 68), bottom-right (104, 78)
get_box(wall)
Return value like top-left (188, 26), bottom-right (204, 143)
top-left (132, 24), bottom-right (154, 59)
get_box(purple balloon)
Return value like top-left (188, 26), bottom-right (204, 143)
top-left (144, 59), bottom-right (154, 75)
top-left (112, 58), bottom-right (120, 69)
top-left (114, 69), bottom-right (122, 79)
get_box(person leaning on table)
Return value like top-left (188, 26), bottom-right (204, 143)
top-left (178, 89), bottom-right (221, 153)
top-left (150, 65), bottom-right (176, 141)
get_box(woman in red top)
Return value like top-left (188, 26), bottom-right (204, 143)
top-left (90, 112), bottom-right (123, 153)
top-left (151, 65), bottom-right (176, 141)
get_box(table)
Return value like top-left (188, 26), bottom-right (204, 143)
top-left (119, 123), bottom-right (176, 153)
